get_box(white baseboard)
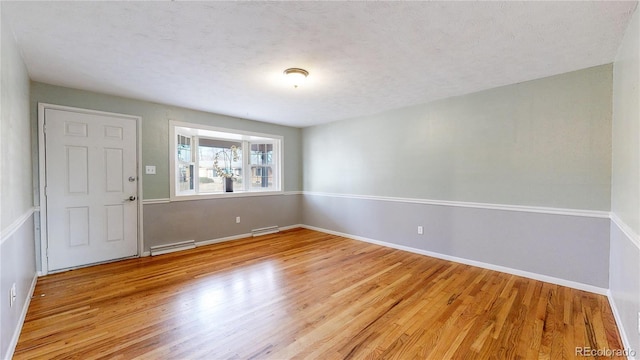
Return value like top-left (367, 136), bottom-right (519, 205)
top-left (279, 224), bottom-right (303, 231)
top-left (142, 225), bottom-right (305, 256)
top-left (197, 232), bottom-right (252, 247)
top-left (300, 224), bottom-right (608, 295)
top-left (607, 290), bottom-right (637, 360)
top-left (196, 225), bottom-right (305, 246)
top-left (4, 273), bottom-right (38, 360)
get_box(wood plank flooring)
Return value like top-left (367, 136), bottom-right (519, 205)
top-left (15, 228), bottom-right (624, 359)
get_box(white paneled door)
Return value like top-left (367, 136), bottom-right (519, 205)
top-left (44, 108), bottom-right (138, 271)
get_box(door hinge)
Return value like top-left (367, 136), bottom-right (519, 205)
top-left (44, 186), bottom-right (48, 197)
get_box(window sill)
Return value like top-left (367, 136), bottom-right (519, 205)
top-left (169, 190), bottom-right (287, 202)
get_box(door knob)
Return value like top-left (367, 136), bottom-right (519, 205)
top-left (126, 196), bottom-right (137, 201)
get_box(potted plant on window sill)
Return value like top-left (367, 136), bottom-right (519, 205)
top-left (213, 145), bottom-right (240, 192)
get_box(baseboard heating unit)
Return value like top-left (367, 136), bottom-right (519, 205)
top-left (252, 226), bottom-right (280, 237)
top-left (149, 240), bottom-right (196, 256)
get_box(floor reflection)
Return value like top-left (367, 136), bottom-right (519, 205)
top-left (180, 260), bottom-right (283, 326)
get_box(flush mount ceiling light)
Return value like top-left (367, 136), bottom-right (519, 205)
top-left (283, 68), bottom-right (309, 88)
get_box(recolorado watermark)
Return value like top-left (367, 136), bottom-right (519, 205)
top-left (575, 347), bottom-right (636, 357)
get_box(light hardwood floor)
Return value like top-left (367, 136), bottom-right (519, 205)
top-left (15, 228), bottom-right (624, 359)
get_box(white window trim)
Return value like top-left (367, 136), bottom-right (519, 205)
top-left (169, 120), bottom-right (284, 201)
top-left (175, 131), bottom-right (197, 196)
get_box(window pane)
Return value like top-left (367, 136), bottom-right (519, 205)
top-left (249, 143), bottom-right (276, 189)
top-left (178, 164), bottom-right (194, 192)
top-left (177, 135), bottom-right (192, 163)
top-left (250, 166), bottom-right (273, 189)
top-left (198, 143), bottom-right (243, 193)
top-left (250, 143), bottom-right (273, 165)
top-left (198, 146), bottom-right (221, 193)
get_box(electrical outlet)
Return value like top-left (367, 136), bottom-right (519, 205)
top-left (145, 165), bottom-right (156, 175)
top-left (236, 216), bottom-right (241, 224)
top-left (9, 283), bottom-right (16, 308)
top-left (417, 226), bottom-right (424, 235)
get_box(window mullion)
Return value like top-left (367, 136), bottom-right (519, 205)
top-left (194, 136), bottom-right (200, 195)
top-left (243, 140), bottom-right (249, 191)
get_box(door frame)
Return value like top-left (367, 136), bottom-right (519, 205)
top-left (38, 103), bottom-right (143, 275)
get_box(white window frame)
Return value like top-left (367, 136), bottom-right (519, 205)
top-left (169, 120), bottom-right (283, 201)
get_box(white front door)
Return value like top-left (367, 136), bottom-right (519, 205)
top-left (44, 107), bottom-right (138, 271)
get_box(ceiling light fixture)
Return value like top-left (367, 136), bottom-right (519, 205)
top-left (283, 68), bottom-right (309, 88)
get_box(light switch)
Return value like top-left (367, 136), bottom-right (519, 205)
top-left (145, 165), bottom-right (156, 175)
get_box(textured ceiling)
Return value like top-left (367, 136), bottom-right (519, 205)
top-left (3, 1), bottom-right (637, 127)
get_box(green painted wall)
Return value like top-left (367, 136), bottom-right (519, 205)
top-left (1, 8), bottom-right (37, 359)
top-left (612, 8), bottom-right (640, 234)
top-left (2, 14), bottom-right (33, 229)
top-left (609, 6), bottom-right (640, 355)
top-left (30, 82), bottom-right (303, 199)
top-left (303, 65), bottom-right (613, 211)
